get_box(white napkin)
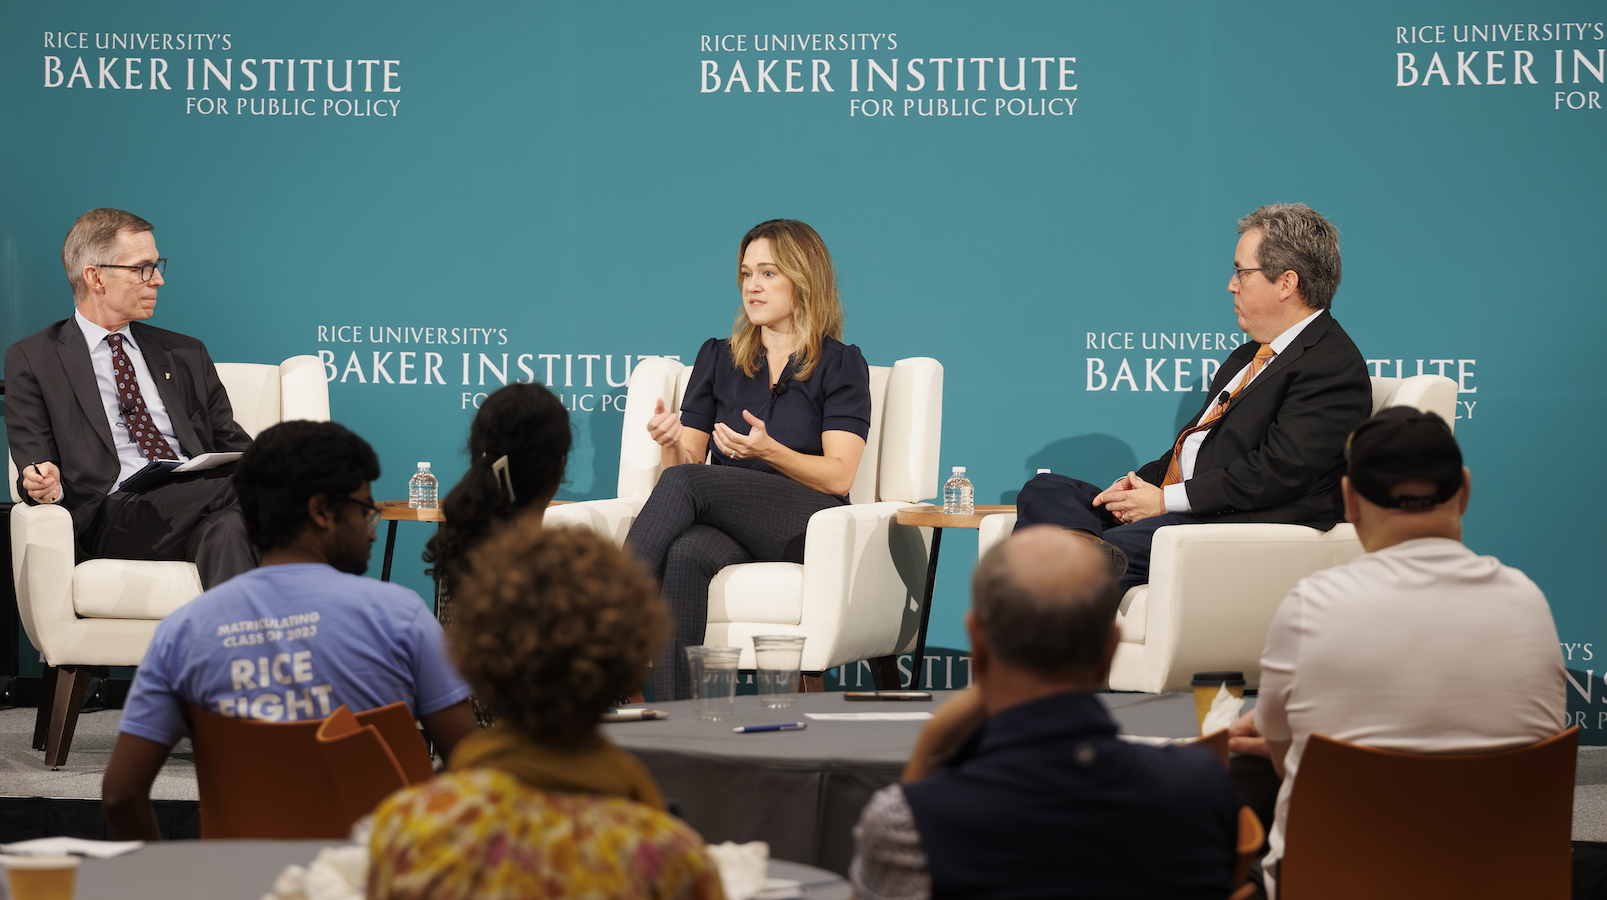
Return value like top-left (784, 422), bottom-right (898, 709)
top-left (260, 846), bottom-right (368, 900)
top-left (1200, 683), bottom-right (1245, 735)
top-left (0, 837), bottom-right (143, 858)
top-left (706, 840), bottom-right (771, 900)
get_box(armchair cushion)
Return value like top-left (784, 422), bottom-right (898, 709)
top-left (72, 559), bottom-right (203, 619)
top-left (707, 563), bottom-right (803, 626)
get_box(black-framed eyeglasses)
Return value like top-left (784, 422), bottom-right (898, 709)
top-left (96, 258), bottom-right (167, 282)
top-left (1231, 266), bottom-right (1268, 285)
top-left (331, 494), bottom-right (382, 527)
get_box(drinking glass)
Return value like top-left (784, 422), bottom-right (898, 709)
top-left (753, 635), bottom-right (806, 709)
top-left (686, 645), bottom-right (742, 721)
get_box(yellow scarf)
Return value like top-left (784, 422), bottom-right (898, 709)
top-left (448, 725), bottom-right (666, 811)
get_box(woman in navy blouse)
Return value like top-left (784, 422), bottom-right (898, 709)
top-left (626, 220), bottom-right (873, 701)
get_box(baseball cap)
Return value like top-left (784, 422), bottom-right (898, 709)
top-left (1345, 407), bottom-right (1463, 510)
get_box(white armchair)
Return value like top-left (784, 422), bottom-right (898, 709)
top-left (978, 374), bottom-right (1459, 693)
top-left (8, 355), bottom-right (330, 765)
top-left (544, 355), bottom-right (943, 689)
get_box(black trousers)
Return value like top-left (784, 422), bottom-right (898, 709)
top-left (1013, 473), bottom-right (1186, 591)
top-left (626, 464), bottom-right (846, 701)
top-left (92, 465), bottom-right (257, 590)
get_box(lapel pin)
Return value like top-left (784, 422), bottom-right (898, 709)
top-left (164, 372), bottom-right (171, 379)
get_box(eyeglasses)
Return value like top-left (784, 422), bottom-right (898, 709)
top-left (332, 494), bottom-right (382, 527)
top-left (96, 258), bottom-right (167, 282)
top-left (1231, 266), bottom-right (1267, 285)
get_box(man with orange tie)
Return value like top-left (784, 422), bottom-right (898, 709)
top-left (1014, 204), bottom-right (1372, 589)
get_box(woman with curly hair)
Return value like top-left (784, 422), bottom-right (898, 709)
top-left (424, 383), bottom-right (571, 611)
top-left (368, 526), bottom-right (725, 900)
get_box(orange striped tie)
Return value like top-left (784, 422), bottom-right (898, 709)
top-left (1162, 344), bottom-right (1277, 486)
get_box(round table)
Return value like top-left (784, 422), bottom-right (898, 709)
top-left (604, 689), bottom-right (1230, 875)
top-left (894, 504), bottom-right (1015, 688)
top-left (69, 838), bottom-right (849, 899)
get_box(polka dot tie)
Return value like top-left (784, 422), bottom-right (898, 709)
top-left (106, 333), bottom-right (179, 462)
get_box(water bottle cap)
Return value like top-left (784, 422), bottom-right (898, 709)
top-left (952, 466), bottom-right (966, 474)
top-left (417, 462), bottom-right (431, 469)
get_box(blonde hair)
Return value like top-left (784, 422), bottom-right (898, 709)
top-left (62, 208), bottom-right (152, 303)
top-left (730, 220), bottom-right (843, 381)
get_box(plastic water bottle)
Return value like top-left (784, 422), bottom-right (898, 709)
top-left (408, 462), bottom-right (438, 508)
top-left (943, 466), bottom-right (974, 515)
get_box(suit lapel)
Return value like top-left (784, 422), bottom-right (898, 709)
top-left (1223, 312), bottom-right (1332, 411)
top-left (133, 324), bottom-right (205, 456)
top-left (56, 318), bottom-right (118, 457)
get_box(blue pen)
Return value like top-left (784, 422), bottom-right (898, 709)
top-left (732, 722), bottom-right (807, 734)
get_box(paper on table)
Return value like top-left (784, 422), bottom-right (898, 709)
top-left (0, 837), bottom-right (144, 858)
top-left (803, 712), bottom-right (934, 722)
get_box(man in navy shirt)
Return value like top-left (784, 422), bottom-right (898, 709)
top-left (102, 421), bottom-right (477, 840)
top-left (851, 527), bottom-right (1238, 899)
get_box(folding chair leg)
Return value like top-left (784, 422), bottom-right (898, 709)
top-left (800, 672), bottom-right (825, 693)
top-left (32, 665), bottom-right (60, 752)
top-left (870, 656), bottom-right (902, 690)
top-left (43, 666), bottom-right (92, 768)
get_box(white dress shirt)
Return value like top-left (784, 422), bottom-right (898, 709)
top-left (1163, 308), bottom-right (1324, 514)
top-left (75, 310), bottom-right (189, 492)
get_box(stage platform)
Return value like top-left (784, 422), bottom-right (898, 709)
top-left (5, 707), bottom-right (1607, 845)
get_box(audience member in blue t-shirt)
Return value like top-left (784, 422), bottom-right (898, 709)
top-left (103, 421), bottom-right (477, 840)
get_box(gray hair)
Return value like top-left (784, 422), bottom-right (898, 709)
top-left (971, 538), bottom-right (1122, 675)
top-left (62, 208), bottom-right (152, 303)
top-left (1237, 203), bottom-right (1342, 311)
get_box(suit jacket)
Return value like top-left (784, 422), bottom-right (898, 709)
top-left (1135, 311), bottom-right (1371, 530)
top-left (901, 692), bottom-right (1238, 899)
top-left (5, 317), bottom-right (252, 547)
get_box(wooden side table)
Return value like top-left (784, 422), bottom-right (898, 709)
top-left (895, 504), bottom-right (1016, 689)
top-left (377, 501), bottom-right (443, 583)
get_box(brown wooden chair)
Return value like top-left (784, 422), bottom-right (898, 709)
top-left (1278, 728), bottom-right (1578, 899)
top-left (189, 702), bottom-right (435, 839)
top-left (1231, 806), bottom-right (1265, 899)
top-left (316, 705), bottom-right (417, 825)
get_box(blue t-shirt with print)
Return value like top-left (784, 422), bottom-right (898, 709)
top-left (119, 563), bottom-right (472, 747)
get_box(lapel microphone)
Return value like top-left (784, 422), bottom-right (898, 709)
top-left (120, 398), bottom-right (139, 417)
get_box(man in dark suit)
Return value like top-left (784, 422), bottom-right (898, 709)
top-left (5, 208), bottom-right (255, 588)
top-left (1016, 203), bottom-right (1373, 589)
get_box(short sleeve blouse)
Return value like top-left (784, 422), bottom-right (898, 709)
top-left (678, 336), bottom-right (872, 495)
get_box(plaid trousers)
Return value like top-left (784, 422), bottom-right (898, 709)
top-left (626, 463), bottom-right (846, 701)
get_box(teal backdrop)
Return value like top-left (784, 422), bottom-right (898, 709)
top-left (3, 1), bottom-right (1603, 720)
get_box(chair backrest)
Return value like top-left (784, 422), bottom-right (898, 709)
top-left (1234, 806), bottom-right (1265, 892)
top-left (188, 699), bottom-right (430, 839)
top-left (1278, 728), bottom-right (1578, 899)
top-left (188, 703), bottom-right (352, 839)
top-left (353, 700), bottom-right (437, 783)
top-left (1368, 374), bottom-right (1457, 433)
top-left (614, 354), bottom-right (943, 504)
top-left (1193, 728), bottom-right (1230, 768)
top-left (315, 705), bottom-right (412, 825)
top-left (6, 354), bottom-right (331, 501)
